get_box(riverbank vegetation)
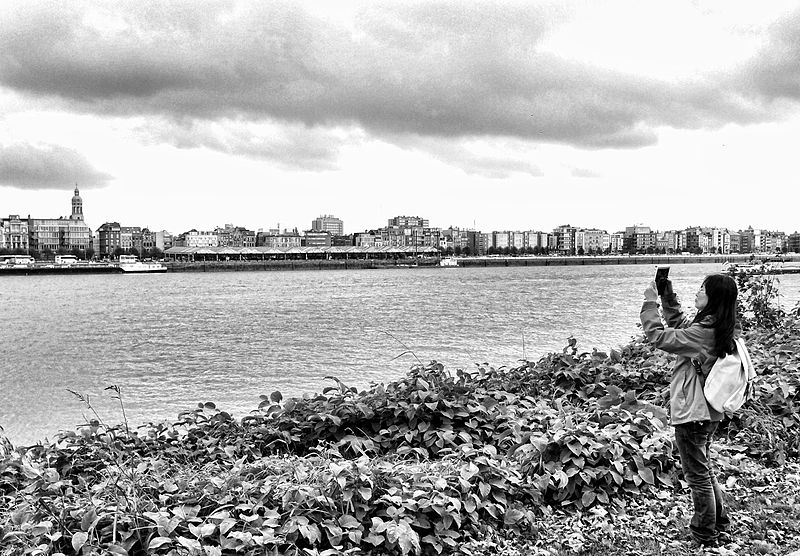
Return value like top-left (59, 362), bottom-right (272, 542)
top-left (1, 274), bottom-right (799, 555)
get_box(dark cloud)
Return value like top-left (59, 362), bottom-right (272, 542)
top-left (0, 143), bottom-right (113, 190)
top-left (740, 8), bottom-right (800, 102)
top-left (0, 0), bottom-right (791, 165)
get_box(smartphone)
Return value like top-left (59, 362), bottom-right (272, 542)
top-left (655, 266), bottom-right (670, 295)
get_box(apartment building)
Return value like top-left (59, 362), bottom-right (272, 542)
top-left (575, 228), bottom-right (610, 254)
top-left (311, 215), bottom-right (344, 236)
top-left (552, 225), bottom-right (578, 254)
top-left (96, 222), bottom-right (122, 257)
top-left (788, 232), bottom-right (800, 253)
top-left (388, 216), bottom-right (429, 228)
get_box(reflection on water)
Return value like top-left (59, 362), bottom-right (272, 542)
top-left (1, 264), bottom-right (797, 445)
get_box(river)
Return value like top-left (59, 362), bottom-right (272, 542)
top-left (2, 263), bottom-right (798, 445)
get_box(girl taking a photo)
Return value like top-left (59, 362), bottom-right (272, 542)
top-left (640, 273), bottom-right (738, 547)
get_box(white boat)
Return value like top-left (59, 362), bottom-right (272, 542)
top-left (439, 256), bottom-right (459, 267)
top-left (117, 255), bottom-right (167, 273)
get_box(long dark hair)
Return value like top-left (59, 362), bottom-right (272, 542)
top-left (692, 274), bottom-right (738, 357)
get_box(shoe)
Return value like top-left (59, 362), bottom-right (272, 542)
top-left (716, 530), bottom-right (732, 544)
top-left (690, 534), bottom-right (719, 548)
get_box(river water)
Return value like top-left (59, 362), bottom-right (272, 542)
top-left (2, 263), bottom-right (798, 446)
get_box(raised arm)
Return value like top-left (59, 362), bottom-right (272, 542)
top-left (640, 300), bottom-right (708, 357)
top-left (659, 280), bottom-right (691, 329)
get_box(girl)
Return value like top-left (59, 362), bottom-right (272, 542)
top-left (640, 273), bottom-right (737, 546)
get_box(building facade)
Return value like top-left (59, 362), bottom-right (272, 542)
top-left (216, 224), bottom-right (256, 248)
top-left (303, 231), bottom-right (332, 247)
top-left (24, 187), bottom-right (93, 254)
top-left (96, 222), bottom-right (122, 257)
top-left (311, 215), bottom-right (344, 236)
top-left (0, 215), bottom-right (30, 251)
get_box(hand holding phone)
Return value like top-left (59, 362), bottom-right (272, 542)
top-left (655, 266), bottom-right (670, 295)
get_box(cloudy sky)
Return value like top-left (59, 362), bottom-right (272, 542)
top-left (1, 0), bottom-right (798, 236)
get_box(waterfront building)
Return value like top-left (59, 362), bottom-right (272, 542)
top-left (709, 228), bottom-right (730, 254)
top-left (96, 222), bottom-right (122, 257)
top-left (623, 225), bottom-right (657, 253)
top-left (526, 231), bottom-right (552, 251)
top-left (353, 231), bottom-right (382, 247)
top-left (492, 231), bottom-right (510, 250)
top-left (175, 229), bottom-right (219, 248)
top-left (467, 231), bottom-right (488, 256)
top-left (388, 216), bottom-right (429, 228)
top-left (331, 234), bottom-right (353, 247)
top-left (24, 187), bottom-right (93, 254)
top-left (421, 227), bottom-right (441, 248)
top-left (609, 232), bottom-right (625, 253)
top-left (256, 230), bottom-right (301, 248)
top-left (656, 231), bottom-right (676, 253)
top-left (739, 227), bottom-right (761, 253)
top-left (120, 226), bottom-right (143, 254)
top-left (508, 231), bottom-right (525, 251)
top-left (729, 231), bottom-right (741, 253)
top-left (553, 224), bottom-right (578, 254)
top-left (788, 232), bottom-right (800, 253)
top-left (380, 227), bottom-right (406, 247)
top-left (442, 227), bottom-right (469, 252)
top-left (303, 231), bottom-right (332, 248)
top-left (311, 215), bottom-right (344, 236)
top-left (215, 224), bottom-right (256, 248)
top-left (0, 215), bottom-right (30, 251)
top-left (142, 229), bottom-right (173, 254)
top-left (576, 228), bottom-right (610, 254)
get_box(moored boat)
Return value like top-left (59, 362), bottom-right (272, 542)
top-left (439, 256), bottom-right (459, 267)
top-left (116, 255), bottom-right (167, 273)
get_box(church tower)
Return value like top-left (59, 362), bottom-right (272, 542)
top-left (71, 184), bottom-right (83, 221)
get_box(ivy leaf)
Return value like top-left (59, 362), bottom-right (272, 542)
top-left (80, 507), bottom-right (97, 532)
top-left (71, 531), bottom-right (89, 553)
top-left (339, 515), bottom-right (361, 529)
top-left (148, 537), bottom-right (173, 550)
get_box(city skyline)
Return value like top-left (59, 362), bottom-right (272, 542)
top-left (1, 1), bottom-right (799, 235)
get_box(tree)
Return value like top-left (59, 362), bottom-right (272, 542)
top-left (113, 247), bottom-right (125, 259)
top-left (578, 247), bottom-right (585, 256)
top-left (130, 247), bottom-right (140, 257)
top-left (462, 246), bottom-right (472, 256)
top-left (487, 246), bottom-right (497, 255)
top-left (454, 246), bottom-right (462, 256)
top-left (85, 248), bottom-right (95, 261)
top-left (150, 247), bottom-right (164, 260)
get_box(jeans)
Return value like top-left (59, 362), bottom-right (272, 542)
top-left (674, 421), bottom-right (730, 544)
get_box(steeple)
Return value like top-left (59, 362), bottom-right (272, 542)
top-left (71, 184), bottom-right (83, 221)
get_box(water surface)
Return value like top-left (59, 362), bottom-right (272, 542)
top-left (2, 263), bottom-right (797, 445)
